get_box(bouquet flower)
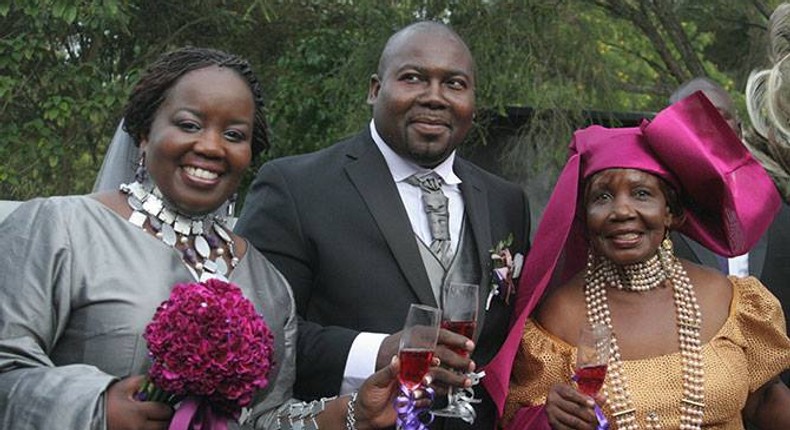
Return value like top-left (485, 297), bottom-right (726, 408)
top-left (136, 278), bottom-right (275, 429)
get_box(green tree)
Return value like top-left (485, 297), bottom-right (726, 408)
top-left (1, 0), bottom-right (784, 205)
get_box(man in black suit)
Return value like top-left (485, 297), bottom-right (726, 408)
top-left (236, 21), bottom-right (530, 428)
top-left (670, 78), bottom-right (790, 352)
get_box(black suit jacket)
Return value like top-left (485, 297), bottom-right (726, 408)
top-left (236, 129), bottom-right (530, 428)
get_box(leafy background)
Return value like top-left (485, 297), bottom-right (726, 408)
top-left (1, 0), bottom-right (782, 222)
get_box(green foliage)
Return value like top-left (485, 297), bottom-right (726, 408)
top-left (1, 0), bottom-right (783, 204)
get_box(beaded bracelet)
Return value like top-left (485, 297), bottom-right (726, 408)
top-left (345, 391), bottom-right (358, 430)
top-left (276, 396), bottom-right (337, 430)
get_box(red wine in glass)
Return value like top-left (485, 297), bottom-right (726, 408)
top-left (574, 364), bottom-right (607, 396)
top-left (441, 320), bottom-right (477, 357)
top-left (575, 323), bottom-right (611, 397)
top-left (399, 348), bottom-right (435, 391)
top-left (433, 282), bottom-right (480, 419)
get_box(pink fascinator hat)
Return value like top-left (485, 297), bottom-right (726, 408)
top-left (483, 91), bottom-right (781, 418)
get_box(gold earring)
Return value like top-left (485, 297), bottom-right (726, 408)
top-left (659, 230), bottom-right (674, 270)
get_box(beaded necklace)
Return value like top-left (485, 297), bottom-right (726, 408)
top-left (584, 251), bottom-right (704, 429)
top-left (120, 180), bottom-right (238, 282)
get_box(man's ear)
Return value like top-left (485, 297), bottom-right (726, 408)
top-left (367, 74), bottom-right (381, 105)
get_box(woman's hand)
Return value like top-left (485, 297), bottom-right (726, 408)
top-left (545, 383), bottom-right (599, 430)
top-left (106, 375), bottom-right (173, 430)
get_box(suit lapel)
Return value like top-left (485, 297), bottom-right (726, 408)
top-left (343, 134), bottom-right (437, 307)
top-left (456, 160), bottom-right (492, 312)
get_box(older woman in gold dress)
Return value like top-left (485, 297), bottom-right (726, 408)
top-left (501, 93), bottom-right (790, 429)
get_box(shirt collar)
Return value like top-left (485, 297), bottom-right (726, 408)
top-left (369, 119), bottom-right (461, 185)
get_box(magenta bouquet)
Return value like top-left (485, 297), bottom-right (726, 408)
top-left (136, 278), bottom-right (275, 430)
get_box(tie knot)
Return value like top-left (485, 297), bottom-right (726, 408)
top-left (407, 173), bottom-right (443, 192)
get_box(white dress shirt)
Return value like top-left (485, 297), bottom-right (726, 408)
top-left (728, 254), bottom-right (749, 277)
top-left (339, 120), bottom-right (466, 394)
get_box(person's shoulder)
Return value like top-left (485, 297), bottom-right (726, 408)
top-left (681, 258), bottom-right (732, 331)
top-left (1, 195), bottom-right (95, 231)
top-left (263, 129), bottom-right (368, 172)
top-left (682, 258), bottom-right (730, 291)
top-left (534, 272), bottom-right (587, 344)
top-left (455, 157), bottom-right (523, 192)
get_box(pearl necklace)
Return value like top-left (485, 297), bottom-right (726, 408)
top-left (601, 253), bottom-right (667, 292)
top-left (584, 252), bottom-right (704, 429)
top-left (120, 180), bottom-right (238, 282)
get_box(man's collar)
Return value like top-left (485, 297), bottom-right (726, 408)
top-left (369, 120), bottom-right (461, 184)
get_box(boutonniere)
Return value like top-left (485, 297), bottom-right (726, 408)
top-left (486, 234), bottom-right (524, 311)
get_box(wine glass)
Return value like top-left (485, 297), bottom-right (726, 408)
top-left (398, 304), bottom-right (441, 391)
top-left (432, 282), bottom-right (479, 421)
top-left (574, 323), bottom-right (611, 396)
top-left (574, 323), bottom-right (611, 427)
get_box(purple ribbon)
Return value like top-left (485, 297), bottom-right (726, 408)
top-left (169, 397), bottom-right (230, 430)
top-left (394, 384), bottom-right (435, 430)
top-left (570, 374), bottom-right (608, 430)
top-left (594, 405), bottom-right (609, 430)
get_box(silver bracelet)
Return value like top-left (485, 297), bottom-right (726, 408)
top-left (345, 391), bottom-right (358, 430)
top-left (276, 396), bottom-right (337, 430)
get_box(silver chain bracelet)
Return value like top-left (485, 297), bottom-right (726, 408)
top-left (345, 391), bottom-right (358, 430)
top-left (276, 396), bottom-right (337, 430)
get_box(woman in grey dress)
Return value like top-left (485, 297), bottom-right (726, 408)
top-left (0, 47), bottom-right (406, 430)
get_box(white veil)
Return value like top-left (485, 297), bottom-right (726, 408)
top-left (92, 120), bottom-right (140, 192)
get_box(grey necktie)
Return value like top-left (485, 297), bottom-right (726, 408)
top-left (406, 173), bottom-right (452, 267)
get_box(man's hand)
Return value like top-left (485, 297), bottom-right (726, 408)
top-left (377, 328), bottom-right (476, 396)
top-left (429, 328), bottom-right (475, 395)
top-left (106, 375), bottom-right (173, 430)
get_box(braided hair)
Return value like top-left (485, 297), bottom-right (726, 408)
top-left (123, 47), bottom-right (269, 159)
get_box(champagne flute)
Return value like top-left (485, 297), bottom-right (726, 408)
top-left (398, 304), bottom-right (441, 391)
top-left (432, 282), bottom-right (479, 420)
top-left (574, 323), bottom-right (611, 396)
top-left (574, 323), bottom-right (611, 427)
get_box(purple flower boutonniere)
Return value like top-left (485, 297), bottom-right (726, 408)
top-left (486, 234), bottom-right (524, 311)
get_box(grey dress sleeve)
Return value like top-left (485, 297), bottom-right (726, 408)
top-left (0, 198), bottom-right (116, 429)
top-left (241, 252), bottom-right (300, 430)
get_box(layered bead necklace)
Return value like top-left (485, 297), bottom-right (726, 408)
top-left (584, 250), bottom-right (704, 429)
top-left (120, 180), bottom-right (238, 282)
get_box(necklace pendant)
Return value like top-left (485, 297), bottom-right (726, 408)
top-left (129, 210), bottom-right (147, 229)
top-left (174, 215), bottom-right (192, 236)
top-left (195, 235), bottom-right (211, 259)
top-left (215, 257), bottom-right (229, 276)
top-left (203, 259), bottom-right (218, 274)
top-left (183, 247), bottom-right (197, 264)
top-left (200, 270), bottom-right (228, 283)
top-left (159, 207), bottom-right (176, 225)
top-left (127, 195), bottom-right (144, 211)
top-left (213, 223), bottom-right (232, 243)
top-left (124, 181), bottom-right (147, 201)
top-left (160, 223), bottom-right (177, 247)
top-left (120, 181), bottom-right (238, 282)
top-left (142, 194), bottom-right (163, 216)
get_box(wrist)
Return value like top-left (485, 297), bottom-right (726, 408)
top-left (345, 391), bottom-right (360, 430)
top-left (346, 391), bottom-right (377, 430)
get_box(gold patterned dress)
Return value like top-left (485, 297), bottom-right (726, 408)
top-left (504, 276), bottom-right (790, 429)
